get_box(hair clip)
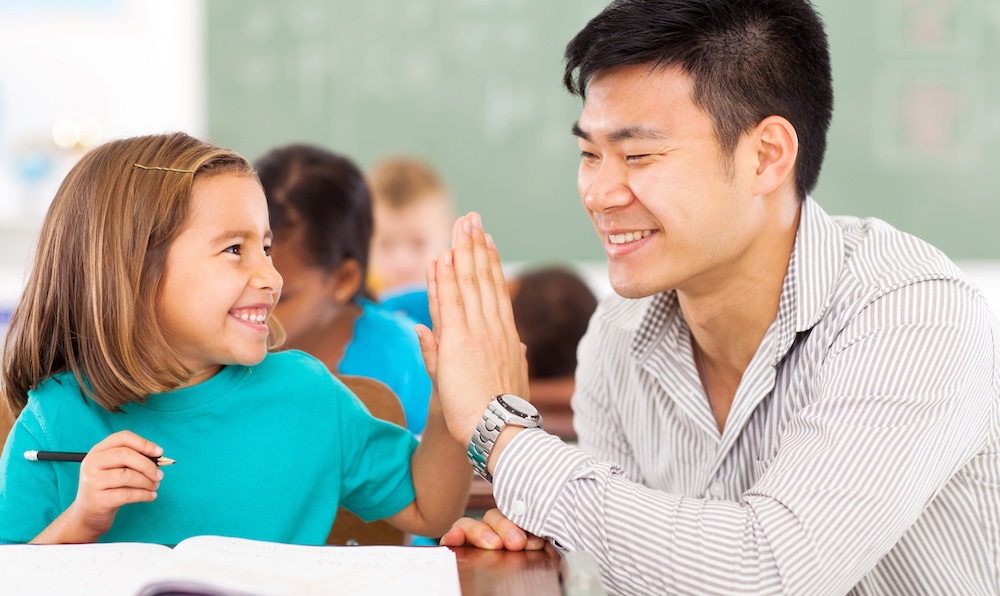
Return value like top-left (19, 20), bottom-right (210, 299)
top-left (133, 163), bottom-right (196, 173)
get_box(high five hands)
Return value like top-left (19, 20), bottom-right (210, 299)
top-left (414, 212), bottom-right (530, 445)
top-left (414, 212), bottom-right (544, 551)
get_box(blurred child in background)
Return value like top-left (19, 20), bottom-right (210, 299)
top-left (257, 145), bottom-right (432, 435)
top-left (510, 266), bottom-right (597, 441)
top-left (367, 156), bottom-right (454, 329)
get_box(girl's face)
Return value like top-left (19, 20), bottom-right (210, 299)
top-left (158, 173), bottom-right (283, 386)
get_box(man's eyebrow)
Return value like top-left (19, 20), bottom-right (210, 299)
top-left (571, 122), bottom-right (669, 144)
top-left (571, 121), bottom-right (590, 141)
top-left (607, 125), bottom-right (669, 144)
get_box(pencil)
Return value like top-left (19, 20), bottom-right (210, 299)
top-left (23, 450), bottom-right (175, 466)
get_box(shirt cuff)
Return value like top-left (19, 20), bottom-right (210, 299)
top-left (491, 429), bottom-right (594, 538)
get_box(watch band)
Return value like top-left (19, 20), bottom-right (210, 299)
top-left (468, 394), bottom-right (542, 482)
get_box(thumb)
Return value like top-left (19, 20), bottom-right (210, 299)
top-left (415, 324), bottom-right (438, 380)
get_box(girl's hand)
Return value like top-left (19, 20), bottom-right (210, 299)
top-left (63, 430), bottom-right (164, 541)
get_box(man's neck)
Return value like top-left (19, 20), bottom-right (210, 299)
top-left (679, 199), bottom-right (801, 431)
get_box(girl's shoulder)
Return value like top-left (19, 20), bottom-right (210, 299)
top-left (258, 348), bottom-right (329, 375)
top-left (23, 370), bottom-right (106, 432)
top-left (255, 349), bottom-right (350, 393)
top-left (28, 370), bottom-right (93, 408)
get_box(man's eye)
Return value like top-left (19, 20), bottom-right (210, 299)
top-left (626, 154), bottom-right (651, 163)
top-left (264, 245), bottom-right (273, 257)
top-left (581, 151), bottom-right (599, 162)
top-left (224, 245), bottom-right (241, 255)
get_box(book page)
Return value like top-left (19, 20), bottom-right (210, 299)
top-left (137, 535), bottom-right (461, 596)
top-left (0, 542), bottom-right (171, 596)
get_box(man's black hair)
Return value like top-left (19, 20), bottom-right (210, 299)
top-left (565, 0), bottom-right (833, 199)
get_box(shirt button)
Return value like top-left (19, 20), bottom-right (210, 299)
top-left (511, 500), bottom-right (527, 516)
top-left (709, 482), bottom-right (725, 498)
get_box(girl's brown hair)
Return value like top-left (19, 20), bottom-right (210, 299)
top-left (1, 132), bottom-right (284, 416)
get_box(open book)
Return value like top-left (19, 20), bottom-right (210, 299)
top-left (0, 535), bottom-right (461, 596)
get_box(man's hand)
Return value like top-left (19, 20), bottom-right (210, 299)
top-left (439, 509), bottom-right (545, 551)
top-left (415, 212), bottom-right (530, 445)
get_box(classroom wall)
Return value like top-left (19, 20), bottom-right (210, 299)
top-left (204, 0), bottom-right (1000, 264)
top-left (0, 0), bottom-right (998, 332)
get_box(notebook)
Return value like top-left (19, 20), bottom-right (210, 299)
top-left (0, 535), bottom-right (461, 596)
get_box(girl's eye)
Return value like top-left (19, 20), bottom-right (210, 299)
top-left (224, 245), bottom-right (241, 255)
top-left (264, 245), bottom-right (273, 257)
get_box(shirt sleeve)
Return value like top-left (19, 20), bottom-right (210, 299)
top-left (492, 278), bottom-right (999, 595)
top-left (335, 387), bottom-right (419, 523)
top-left (0, 407), bottom-right (64, 544)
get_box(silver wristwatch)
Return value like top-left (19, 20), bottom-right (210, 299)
top-left (467, 394), bottom-right (543, 482)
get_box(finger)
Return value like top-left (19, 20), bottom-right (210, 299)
top-left (468, 214), bottom-right (499, 322)
top-left (448, 516), bottom-right (504, 550)
top-left (484, 233), bottom-right (517, 339)
top-left (438, 526), bottom-right (467, 547)
top-left (414, 323), bottom-right (438, 381)
top-left (483, 508), bottom-right (531, 551)
top-left (451, 214), bottom-right (485, 330)
top-left (95, 429), bottom-right (164, 455)
top-left (434, 248), bottom-right (469, 332)
top-left (89, 466), bottom-right (161, 493)
top-left (525, 533), bottom-right (546, 551)
top-left (98, 487), bottom-right (159, 508)
top-left (425, 258), bottom-right (442, 342)
top-left (520, 342), bottom-right (531, 398)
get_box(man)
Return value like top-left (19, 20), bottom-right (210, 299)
top-left (415, 1), bottom-right (1000, 594)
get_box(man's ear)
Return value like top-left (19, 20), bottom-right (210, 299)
top-left (750, 115), bottom-right (798, 196)
top-left (329, 258), bottom-right (364, 304)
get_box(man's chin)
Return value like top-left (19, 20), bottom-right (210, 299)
top-left (609, 273), bottom-right (662, 300)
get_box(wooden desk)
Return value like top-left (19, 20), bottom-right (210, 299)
top-left (452, 543), bottom-right (562, 595)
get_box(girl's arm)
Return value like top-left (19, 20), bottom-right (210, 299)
top-left (384, 391), bottom-right (470, 537)
top-left (31, 431), bottom-right (164, 544)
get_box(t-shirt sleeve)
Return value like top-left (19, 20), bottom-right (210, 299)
top-left (0, 407), bottom-right (64, 543)
top-left (335, 387), bottom-right (419, 522)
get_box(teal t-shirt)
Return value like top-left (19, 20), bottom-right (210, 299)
top-left (0, 350), bottom-right (418, 545)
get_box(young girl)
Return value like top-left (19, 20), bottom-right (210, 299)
top-left (0, 133), bottom-right (469, 545)
top-left (256, 145), bottom-right (432, 434)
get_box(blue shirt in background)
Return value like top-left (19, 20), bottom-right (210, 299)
top-left (379, 285), bottom-right (432, 331)
top-left (340, 299), bottom-right (432, 435)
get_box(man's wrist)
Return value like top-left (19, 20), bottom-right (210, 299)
top-left (467, 394), bottom-right (542, 482)
top-left (485, 425), bottom-right (525, 477)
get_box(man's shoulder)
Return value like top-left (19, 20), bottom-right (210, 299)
top-left (835, 214), bottom-right (967, 293)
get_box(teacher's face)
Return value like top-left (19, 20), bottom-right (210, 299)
top-left (575, 63), bottom-right (763, 299)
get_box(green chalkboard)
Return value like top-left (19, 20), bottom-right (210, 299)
top-left (208, 0), bottom-right (1000, 262)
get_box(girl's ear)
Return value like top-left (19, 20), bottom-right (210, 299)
top-left (329, 258), bottom-right (363, 305)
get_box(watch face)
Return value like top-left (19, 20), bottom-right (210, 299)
top-left (496, 393), bottom-right (540, 418)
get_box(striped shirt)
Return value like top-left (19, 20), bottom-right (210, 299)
top-left (492, 197), bottom-right (1000, 595)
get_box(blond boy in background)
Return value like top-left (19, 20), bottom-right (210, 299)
top-left (367, 157), bottom-right (454, 329)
